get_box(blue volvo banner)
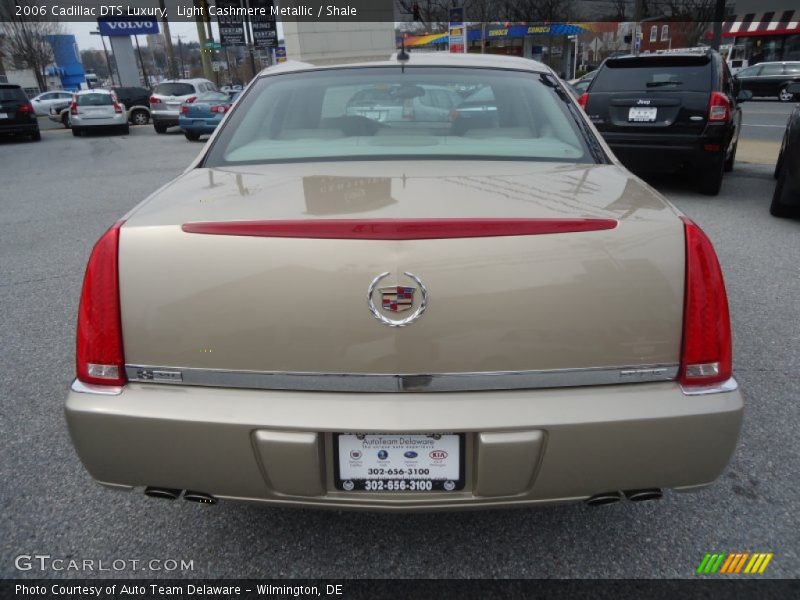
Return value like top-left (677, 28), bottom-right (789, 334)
top-left (98, 19), bottom-right (159, 36)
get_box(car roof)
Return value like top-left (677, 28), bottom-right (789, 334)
top-left (257, 53), bottom-right (552, 78)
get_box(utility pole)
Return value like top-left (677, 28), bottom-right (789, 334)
top-left (711, 0), bottom-right (726, 51)
top-left (633, 0), bottom-right (643, 56)
top-left (159, 0), bottom-right (177, 78)
top-left (176, 35), bottom-right (186, 78)
top-left (91, 30), bottom-right (116, 86)
top-left (134, 35), bottom-right (149, 87)
top-left (243, 0), bottom-right (257, 81)
top-left (194, 0), bottom-right (214, 80)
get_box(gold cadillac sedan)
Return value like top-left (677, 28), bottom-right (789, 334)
top-left (65, 53), bottom-right (742, 510)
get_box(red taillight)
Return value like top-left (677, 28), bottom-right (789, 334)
top-left (180, 105), bottom-right (189, 114)
top-left (678, 217), bottom-right (732, 388)
top-left (708, 91), bottom-right (731, 122)
top-left (76, 220), bottom-right (126, 387)
top-left (210, 105), bottom-right (229, 113)
top-left (18, 103), bottom-right (34, 114)
top-left (69, 101), bottom-right (77, 115)
top-left (149, 96), bottom-right (161, 105)
top-left (113, 101), bottom-right (122, 113)
top-left (185, 96), bottom-right (197, 104)
top-left (577, 92), bottom-right (589, 110)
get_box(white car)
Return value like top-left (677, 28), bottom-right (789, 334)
top-left (149, 78), bottom-right (216, 133)
top-left (30, 90), bottom-right (74, 116)
top-left (69, 89), bottom-right (129, 136)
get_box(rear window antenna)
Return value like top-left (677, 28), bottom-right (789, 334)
top-left (397, 39), bottom-right (410, 72)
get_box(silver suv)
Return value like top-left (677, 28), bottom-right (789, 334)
top-left (149, 78), bottom-right (216, 133)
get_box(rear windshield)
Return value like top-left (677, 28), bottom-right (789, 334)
top-left (155, 82), bottom-right (195, 96)
top-left (0, 87), bottom-right (26, 102)
top-left (592, 56), bottom-right (712, 92)
top-left (204, 66), bottom-right (592, 165)
top-left (77, 93), bottom-right (113, 106)
top-left (196, 91), bottom-right (231, 103)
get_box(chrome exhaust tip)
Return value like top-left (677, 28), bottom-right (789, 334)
top-left (144, 487), bottom-right (182, 500)
top-left (183, 490), bottom-right (217, 505)
top-left (585, 491), bottom-right (623, 506)
top-left (624, 488), bottom-right (663, 502)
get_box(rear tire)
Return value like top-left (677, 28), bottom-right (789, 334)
top-left (154, 123), bottom-right (167, 134)
top-left (184, 130), bottom-right (201, 141)
top-left (697, 158), bottom-right (725, 196)
top-left (120, 124), bottom-right (130, 135)
top-left (30, 130), bottom-right (41, 142)
top-left (770, 164), bottom-right (799, 218)
top-left (131, 109), bottom-right (149, 125)
top-left (71, 127), bottom-right (81, 137)
top-left (779, 86), bottom-right (795, 103)
top-left (62, 113), bottom-right (70, 128)
top-left (724, 141), bottom-right (737, 173)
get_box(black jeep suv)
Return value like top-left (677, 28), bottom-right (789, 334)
top-left (0, 84), bottom-right (40, 142)
top-left (579, 50), bottom-right (750, 195)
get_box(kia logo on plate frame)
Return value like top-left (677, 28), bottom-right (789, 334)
top-left (429, 450), bottom-right (448, 460)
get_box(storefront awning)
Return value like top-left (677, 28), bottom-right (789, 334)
top-left (402, 33), bottom-right (449, 47)
top-left (722, 10), bottom-right (799, 37)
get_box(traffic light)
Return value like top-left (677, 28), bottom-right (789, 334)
top-left (412, 3), bottom-right (420, 21)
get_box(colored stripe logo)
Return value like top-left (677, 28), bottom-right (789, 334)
top-left (697, 553), bottom-right (773, 574)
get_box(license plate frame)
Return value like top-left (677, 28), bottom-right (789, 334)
top-left (333, 433), bottom-right (465, 492)
top-left (628, 107), bottom-right (658, 122)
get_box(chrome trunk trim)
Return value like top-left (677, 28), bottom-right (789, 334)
top-left (125, 364), bottom-right (679, 393)
top-left (680, 377), bottom-right (739, 396)
top-left (71, 379), bottom-right (124, 396)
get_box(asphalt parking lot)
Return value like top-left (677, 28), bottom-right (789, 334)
top-left (1, 111), bottom-right (798, 579)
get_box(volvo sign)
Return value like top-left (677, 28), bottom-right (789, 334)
top-left (98, 19), bottom-right (160, 37)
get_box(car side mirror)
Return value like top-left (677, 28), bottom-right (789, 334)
top-left (787, 83), bottom-right (800, 95)
top-left (736, 90), bottom-right (753, 102)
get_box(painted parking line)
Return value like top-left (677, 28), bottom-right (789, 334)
top-left (742, 123), bottom-right (785, 128)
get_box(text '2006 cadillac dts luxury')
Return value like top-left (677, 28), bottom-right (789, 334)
top-left (65, 53), bottom-right (742, 511)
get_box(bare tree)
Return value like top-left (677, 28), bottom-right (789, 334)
top-left (0, 2), bottom-right (62, 91)
top-left (503, 0), bottom-right (576, 22)
top-left (660, 0), bottom-right (717, 47)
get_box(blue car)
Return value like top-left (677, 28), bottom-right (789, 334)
top-left (179, 91), bottom-right (240, 141)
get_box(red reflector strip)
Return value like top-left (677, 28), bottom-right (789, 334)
top-left (181, 218), bottom-right (618, 240)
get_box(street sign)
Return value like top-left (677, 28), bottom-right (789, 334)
top-left (449, 7), bottom-right (466, 54)
top-left (216, 0), bottom-right (246, 47)
top-left (250, 0), bottom-right (278, 49)
top-left (204, 41), bottom-right (222, 50)
top-left (98, 19), bottom-right (159, 37)
top-left (275, 45), bottom-right (286, 63)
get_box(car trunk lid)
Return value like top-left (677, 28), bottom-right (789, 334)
top-left (118, 162), bottom-right (685, 382)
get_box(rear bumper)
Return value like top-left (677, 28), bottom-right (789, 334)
top-left (0, 121), bottom-right (38, 134)
top-left (151, 110), bottom-right (180, 126)
top-left (65, 378), bottom-right (743, 511)
top-left (71, 113), bottom-right (127, 128)
top-left (601, 129), bottom-right (731, 172)
top-left (178, 116), bottom-right (219, 134)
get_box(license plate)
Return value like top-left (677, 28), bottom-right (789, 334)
top-left (335, 433), bottom-right (464, 492)
top-left (628, 107), bottom-right (657, 122)
top-left (0, 113), bottom-right (8, 119)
